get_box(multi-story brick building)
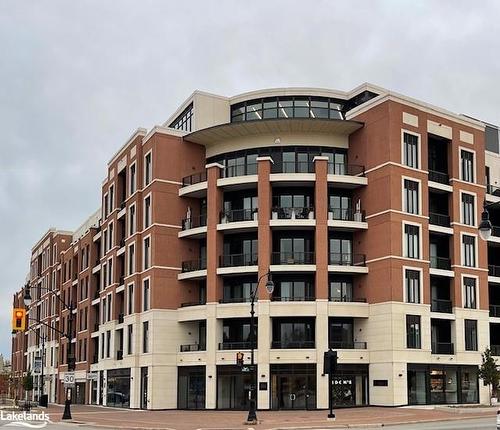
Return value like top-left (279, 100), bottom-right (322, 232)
top-left (11, 84), bottom-right (500, 409)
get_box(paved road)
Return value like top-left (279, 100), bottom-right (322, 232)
top-left (348, 416), bottom-right (496, 429)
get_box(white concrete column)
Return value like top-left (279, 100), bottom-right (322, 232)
top-left (316, 300), bottom-right (329, 409)
top-left (257, 300), bottom-right (271, 409)
top-left (205, 303), bottom-right (217, 409)
top-left (129, 366), bottom-right (141, 408)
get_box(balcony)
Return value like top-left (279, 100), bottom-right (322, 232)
top-left (431, 342), bottom-right (454, 355)
top-left (428, 170), bottom-right (449, 185)
top-left (328, 163), bottom-right (365, 176)
top-left (493, 225), bottom-right (500, 238)
top-left (220, 253), bottom-right (258, 268)
top-left (328, 341), bottom-right (367, 349)
top-left (182, 215), bottom-right (207, 230)
top-left (430, 256), bottom-right (451, 271)
top-left (181, 259), bottom-right (207, 273)
top-left (490, 305), bottom-right (500, 318)
top-left (182, 171), bottom-right (207, 187)
top-left (220, 209), bottom-right (257, 223)
top-left (329, 297), bottom-right (367, 303)
top-left (218, 341), bottom-right (255, 350)
top-left (271, 340), bottom-right (315, 349)
top-left (329, 253), bottom-right (366, 266)
top-left (487, 184), bottom-right (500, 197)
top-left (490, 265), bottom-right (500, 278)
top-left (429, 212), bottom-right (450, 228)
top-left (272, 206), bottom-right (315, 220)
top-left (224, 163), bottom-right (257, 178)
top-left (272, 161), bottom-right (314, 174)
top-left (272, 252), bottom-right (315, 265)
top-left (328, 208), bottom-right (365, 222)
top-left (271, 296), bottom-right (315, 302)
top-left (219, 297), bottom-right (251, 304)
top-left (431, 299), bottom-right (452, 313)
top-left (180, 343), bottom-right (205, 352)
top-left (180, 300), bottom-right (206, 307)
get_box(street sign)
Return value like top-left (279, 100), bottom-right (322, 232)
top-left (33, 357), bottom-right (42, 374)
top-left (241, 365), bottom-right (255, 373)
top-left (63, 372), bottom-right (75, 387)
top-left (86, 372), bottom-right (98, 381)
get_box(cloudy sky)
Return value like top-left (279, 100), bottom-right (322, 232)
top-left (1, 0), bottom-right (499, 358)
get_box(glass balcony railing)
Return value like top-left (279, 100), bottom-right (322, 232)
top-left (429, 212), bottom-right (450, 227)
top-left (430, 256), bottom-right (451, 270)
top-left (219, 253), bottom-right (258, 267)
top-left (431, 299), bottom-right (452, 313)
top-left (329, 253), bottom-right (366, 266)
top-left (182, 215), bottom-right (207, 230)
top-left (428, 170), bottom-right (449, 184)
top-left (272, 251), bottom-right (315, 265)
top-left (181, 259), bottom-right (207, 272)
top-left (182, 171), bottom-right (207, 186)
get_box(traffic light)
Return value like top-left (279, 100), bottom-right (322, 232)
top-left (323, 349), bottom-right (337, 375)
top-left (236, 351), bottom-right (244, 367)
top-left (12, 308), bottom-right (26, 332)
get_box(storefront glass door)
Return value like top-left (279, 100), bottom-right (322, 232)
top-left (271, 364), bottom-right (316, 410)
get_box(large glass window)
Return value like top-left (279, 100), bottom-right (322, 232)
top-left (222, 318), bottom-right (256, 349)
top-left (328, 317), bottom-right (355, 349)
top-left (404, 179), bottom-right (419, 214)
top-left (329, 277), bottom-right (353, 302)
top-left (461, 150), bottom-right (474, 183)
top-left (178, 366), bottom-right (205, 409)
top-left (272, 318), bottom-right (315, 349)
top-left (404, 224), bottom-right (420, 259)
top-left (273, 277), bottom-right (314, 301)
top-left (405, 269), bottom-right (421, 304)
top-left (406, 315), bottom-right (421, 349)
top-left (106, 368), bottom-right (131, 408)
top-left (169, 103), bottom-right (193, 132)
top-left (329, 234), bottom-right (353, 265)
top-left (461, 193), bottom-right (475, 226)
top-left (274, 234), bottom-right (314, 264)
top-left (462, 235), bottom-right (476, 267)
top-left (464, 278), bottom-right (477, 309)
top-left (329, 194), bottom-right (352, 220)
top-left (217, 365), bottom-right (255, 410)
top-left (222, 279), bottom-right (256, 303)
top-left (273, 190), bottom-right (313, 219)
top-left (403, 132), bottom-right (419, 169)
top-left (465, 320), bottom-right (478, 351)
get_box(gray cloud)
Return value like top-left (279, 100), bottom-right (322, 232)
top-left (1, 0), bottom-right (499, 356)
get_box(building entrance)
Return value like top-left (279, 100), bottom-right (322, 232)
top-left (271, 364), bottom-right (316, 410)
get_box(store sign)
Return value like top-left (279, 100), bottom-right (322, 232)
top-left (87, 372), bottom-right (98, 381)
top-left (33, 357), bottom-right (42, 375)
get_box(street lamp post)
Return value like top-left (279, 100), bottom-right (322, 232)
top-left (23, 283), bottom-right (74, 419)
top-left (246, 271), bottom-right (274, 424)
top-left (479, 199), bottom-right (498, 241)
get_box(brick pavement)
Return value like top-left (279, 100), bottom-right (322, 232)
top-left (42, 404), bottom-right (497, 429)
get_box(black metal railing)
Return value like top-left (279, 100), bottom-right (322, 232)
top-left (272, 251), bottom-right (315, 265)
top-left (271, 296), bottom-right (315, 302)
top-left (218, 341), bottom-right (256, 350)
top-left (182, 171), bottom-right (207, 186)
top-left (272, 206), bottom-right (314, 220)
top-left (328, 341), bottom-right (367, 349)
top-left (429, 212), bottom-right (450, 227)
top-left (487, 184), bottom-right (500, 197)
top-left (271, 340), bottom-right (315, 349)
top-left (219, 253), bottom-right (258, 267)
top-left (219, 297), bottom-right (252, 304)
top-left (490, 305), bottom-right (500, 318)
top-left (181, 259), bottom-right (207, 272)
top-left (430, 256), bottom-right (451, 270)
top-left (329, 253), bottom-right (366, 266)
top-left (429, 170), bottom-right (449, 184)
top-left (328, 208), bottom-right (365, 222)
top-left (180, 301), bottom-right (206, 307)
top-left (431, 342), bottom-right (454, 355)
top-left (491, 345), bottom-right (500, 356)
top-left (272, 161), bottom-right (314, 174)
top-left (493, 225), bottom-right (500, 237)
top-left (224, 163), bottom-right (258, 177)
top-left (220, 209), bottom-right (256, 223)
top-left (489, 265), bottom-right (500, 277)
top-left (329, 297), bottom-right (367, 303)
top-left (431, 299), bottom-right (452, 313)
top-left (182, 215), bottom-right (207, 230)
top-left (327, 163), bottom-right (365, 176)
top-left (180, 343), bottom-right (206, 352)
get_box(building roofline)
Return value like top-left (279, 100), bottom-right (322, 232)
top-left (31, 229), bottom-right (73, 253)
top-left (107, 127), bottom-right (148, 167)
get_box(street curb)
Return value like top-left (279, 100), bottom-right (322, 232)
top-left (59, 412), bottom-right (496, 430)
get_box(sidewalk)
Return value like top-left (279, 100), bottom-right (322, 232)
top-left (42, 404), bottom-right (497, 430)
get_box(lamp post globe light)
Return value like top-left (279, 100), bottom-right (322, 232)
top-left (479, 204), bottom-right (493, 241)
top-left (247, 272), bottom-right (274, 424)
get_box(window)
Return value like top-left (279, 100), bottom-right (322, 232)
top-left (461, 193), bottom-right (475, 226)
top-left (109, 185), bottom-right (114, 212)
top-left (107, 258), bottom-right (113, 286)
top-left (462, 235), bottom-right (476, 267)
top-left (107, 294), bottom-right (112, 322)
top-left (143, 279), bottom-right (150, 311)
top-left (329, 277), bottom-right (353, 302)
top-left (144, 196), bottom-right (151, 228)
top-left (143, 321), bottom-right (149, 353)
top-left (404, 179), bottom-right (419, 214)
top-left (404, 224), bottom-right (420, 259)
top-left (144, 152), bottom-right (152, 186)
top-left (129, 204), bottom-right (136, 236)
top-left (129, 163), bottom-right (136, 195)
top-left (143, 237), bottom-right (150, 270)
top-left (169, 103), bottom-right (193, 132)
top-left (405, 269), bottom-right (421, 303)
top-left (464, 277), bottom-right (477, 309)
top-left (128, 244), bottom-right (135, 275)
top-left (106, 330), bottom-right (111, 358)
top-left (103, 193), bottom-right (109, 218)
top-left (127, 284), bottom-right (134, 315)
top-left (465, 320), bottom-right (478, 351)
top-left (127, 324), bottom-right (133, 355)
top-left (403, 132), bottom-right (419, 169)
top-left (461, 150), bottom-right (474, 183)
top-left (406, 315), bottom-right (421, 349)
top-left (101, 333), bottom-right (105, 359)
